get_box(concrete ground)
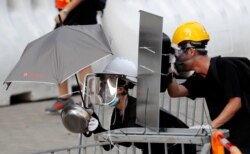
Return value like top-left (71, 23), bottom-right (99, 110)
top-left (0, 95), bottom-right (136, 154)
top-left (0, 93), bottom-right (209, 154)
top-left (0, 96), bottom-right (82, 154)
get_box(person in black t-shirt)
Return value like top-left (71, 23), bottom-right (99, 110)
top-left (167, 21), bottom-right (250, 153)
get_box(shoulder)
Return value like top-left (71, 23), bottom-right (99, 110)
top-left (210, 56), bottom-right (240, 75)
top-left (128, 95), bottom-right (136, 103)
top-left (210, 56), bottom-right (241, 82)
top-left (212, 56), bottom-right (237, 68)
top-left (127, 96), bottom-right (137, 108)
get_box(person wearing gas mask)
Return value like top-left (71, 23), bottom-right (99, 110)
top-left (167, 21), bottom-right (250, 153)
top-left (84, 57), bottom-right (195, 154)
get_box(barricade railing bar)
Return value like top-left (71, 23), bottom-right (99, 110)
top-left (35, 80), bottom-right (215, 154)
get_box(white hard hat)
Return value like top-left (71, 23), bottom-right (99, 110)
top-left (103, 57), bottom-right (137, 83)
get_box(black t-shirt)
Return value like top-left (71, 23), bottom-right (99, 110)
top-left (182, 57), bottom-right (250, 148)
top-left (63, 0), bottom-right (98, 25)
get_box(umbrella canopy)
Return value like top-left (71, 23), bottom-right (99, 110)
top-left (4, 24), bottom-right (112, 87)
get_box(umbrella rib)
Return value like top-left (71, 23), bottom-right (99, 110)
top-left (55, 33), bottom-right (60, 83)
top-left (4, 25), bottom-right (113, 87)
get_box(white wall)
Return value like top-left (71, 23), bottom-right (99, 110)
top-left (103, 0), bottom-right (250, 62)
top-left (1, 0), bottom-right (250, 105)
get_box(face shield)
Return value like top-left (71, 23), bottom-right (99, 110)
top-left (83, 73), bottom-right (123, 106)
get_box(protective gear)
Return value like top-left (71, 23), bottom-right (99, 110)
top-left (108, 96), bottom-right (119, 107)
top-left (88, 117), bottom-right (99, 131)
top-left (84, 74), bottom-right (119, 106)
top-left (167, 53), bottom-right (194, 79)
top-left (172, 21), bottom-right (210, 46)
top-left (103, 57), bottom-right (137, 83)
top-left (89, 94), bottom-right (103, 105)
top-left (83, 57), bottom-right (137, 106)
top-left (172, 43), bottom-right (194, 57)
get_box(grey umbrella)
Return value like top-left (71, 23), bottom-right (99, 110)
top-left (4, 24), bottom-right (112, 152)
top-left (4, 24), bottom-right (112, 87)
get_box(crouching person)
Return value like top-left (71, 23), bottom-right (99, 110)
top-left (84, 57), bottom-right (196, 154)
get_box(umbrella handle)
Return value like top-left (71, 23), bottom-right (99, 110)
top-left (75, 74), bottom-right (87, 108)
top-left (58, 14), bottom-right (63, 27)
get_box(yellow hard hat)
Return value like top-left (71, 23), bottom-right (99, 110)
top-left (172, 21), bottom-right (210, 46)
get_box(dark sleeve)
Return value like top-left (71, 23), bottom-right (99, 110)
top-left (181, 74), bottom-right (205, 100)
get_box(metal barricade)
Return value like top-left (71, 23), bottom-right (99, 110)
top-left (162, 94), bottom-right (211, 127)
top-left (35, 86), bottom-right (218, 154)
top-left (34, 127), bottom-right (222, 154)
top-left (161, 79), bottom-right (211, 127)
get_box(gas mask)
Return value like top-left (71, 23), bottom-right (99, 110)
top-left (83, 73), bottom-right (123, 106)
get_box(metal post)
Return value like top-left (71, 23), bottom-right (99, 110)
top-left (192, 100), bottom-right (197, 126)
top-left (200, 143), bottom-right (211, 154)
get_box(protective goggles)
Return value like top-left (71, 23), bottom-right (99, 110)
top-left (172, 43), bottom-right (193, 57)
top-left (172, 41), bottom-right (208, 57)
top-left (175, 47), bottom-right (190, 57)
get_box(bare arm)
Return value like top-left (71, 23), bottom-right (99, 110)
top-left (55, 0), bottom-right (85, 23)
top-left (211, 97), bottom-right (241, 128)
top-left (167, 77), bottom-right (189, 97)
